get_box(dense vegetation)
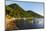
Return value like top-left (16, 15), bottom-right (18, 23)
top-left (5, 3), bottom-right (44, 31)
top-left (5, 3), bottom-right (43, 18)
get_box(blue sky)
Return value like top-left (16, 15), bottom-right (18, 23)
top-left (6, 0), bottom-right (43, 2)
top-left (6, 1), bottom-right (44, 16)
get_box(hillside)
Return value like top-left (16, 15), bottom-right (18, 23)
top-left (5, 3), bottom-right (43, 18)
top-left (5, 3), bottom-right (44, 30)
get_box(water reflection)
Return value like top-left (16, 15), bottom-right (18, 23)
top-left (16, 18), bottom-right (44, 29)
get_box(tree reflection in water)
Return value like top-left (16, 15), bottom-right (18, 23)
top-left (15, 18), bottom-right (44, 29)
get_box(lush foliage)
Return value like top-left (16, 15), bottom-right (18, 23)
top-left (5, 3), bottom-right (43, 18)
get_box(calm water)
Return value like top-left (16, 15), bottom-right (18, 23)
top-left (16, 18), bottom-right (44, 29)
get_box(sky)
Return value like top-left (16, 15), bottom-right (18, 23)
top-left (6, 0), bottom-right (44, 16)
top-left (6, 0), bottom-right (43, 2)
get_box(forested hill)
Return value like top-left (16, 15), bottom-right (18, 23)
top-left (5, 3), bottom-right (44, 18)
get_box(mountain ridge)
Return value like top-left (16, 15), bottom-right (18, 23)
top-left (5, 3), bottom-right (44, 18)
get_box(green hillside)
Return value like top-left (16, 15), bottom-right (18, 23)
top-left (5, 3), bottom-right (43, 18)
